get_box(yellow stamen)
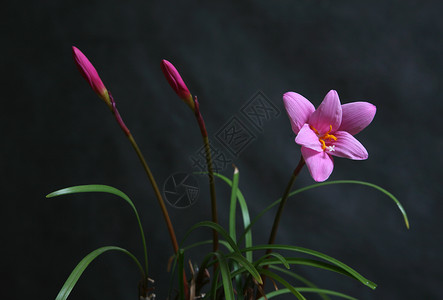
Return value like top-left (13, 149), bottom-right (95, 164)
top-left (323, 133), bottom-right (337, 141)
top-left (310, 124), bottom-right (338, 151)
top-left (319, 139), bottom-right (326, 150)
top-left (309, 125), bottom-right (319, 134)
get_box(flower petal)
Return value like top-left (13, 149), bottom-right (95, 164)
top-left (338, 102), bottom-right (376, 135)
top-left (301, 147), bottom-right (334, 182)
top-left (329, 131), bottom-right (368, 160)
top-left (308, 90), bottom-right (342, 133)
top-left (283, 92), bottom-right (315, 134)
top-left (295, 124), bottom-right (323, 152)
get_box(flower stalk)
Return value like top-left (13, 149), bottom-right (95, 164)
top-left (106, 67), bottom-right (188, 300)
top-left (194, 96), bottom-right (219, 254)
top-left (160, 59), bottom-right (219, 255)
top-left (267, 155), bottom-right (305, 248)
top-left (109, 92), bottom-right (180, 254)
top-left (127, 133), bottom-right (180, 253)
top-left (257, 155), bottom-right (305, 298)
top-left (73, 46), bottom-right (180, 255)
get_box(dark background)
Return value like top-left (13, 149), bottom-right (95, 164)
top-left (2, 1), bottom-right (442, 299)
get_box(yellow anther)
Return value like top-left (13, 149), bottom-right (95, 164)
top-left (309, 125), bottom-right (319, 134)
top-left (323, 133), bottom-right (337, 141)
top-left (319, 139), bottom-right (326, 150)
top-left (310, 124), bottom-right (338, 151)
top-left (320, 125), bottom-right (337, 142)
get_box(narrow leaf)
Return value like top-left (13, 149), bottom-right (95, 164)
top-left (47, 185), bottom-right (136, 211)
top-left (259, 269), bottom-right (306, 300)
top-left (254, 252), bottom-right (290, 269)
top-left (241, 179), bottom-right (409, 241)
top-left (269, 266), bottom-right (331, 300)
top-left (229, 252), bottom-right (262, 284)
top-left (55, 246), bottom-right (144, 300)
top-left (243, 244), bottom-right (377, 289)
top-left (182, 221), bottom-right (241, 255)
top-left (229, 167), bottom-right (240, 242)
top-left (260, 288), bottom-right (357, 300)
top-left (213, 173), bottom-right (253, 262)
top-left (183, 239), bottom-right (233, 253)
top-left (214, 252), bottom-right (235, 300)
top-left (263, 257), bottom-right (353, 278)
top-left (47, 184), bottom-right (149, 274)
top-left (288, 180), bottom-right (409, 229)
top-left (177, 249), bottom-right (185, 300)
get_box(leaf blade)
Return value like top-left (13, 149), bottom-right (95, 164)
top-left (214, 252), bottom-right (235, 300)
top-left (213, 173), bottom-right (253, 262)
top-left (243, 244), bottom-right (377, 289)
top-left (259, 269), bottom-right (306, 300)
top-left (55, 246), bottom-right (144, 300)
top-left (260, 287), bottom-right (357, 300)
top-left (229, 168), bottom-right (240, 242)
top-left (47, 184), bottom-right (149, 274)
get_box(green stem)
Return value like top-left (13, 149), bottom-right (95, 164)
top-left (133, 208), bottom-right (149, 276)
top-left (108, 93), bottom-right (180, 254)
top-left (257, 155), bottom-right (304, 299)
top-left (194, 97), bottom-right (219, 254)
top-left (112, 96), bottom-right (192, 298)
top-left (266, 156), bottom-right (305, 249)
top-left (128, 134), bottom-right (180, 254)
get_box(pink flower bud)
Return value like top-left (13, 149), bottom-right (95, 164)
top-left (161, 59), bottom-right (194, 110)
top-left (72, 46), bottom-right (111, 108)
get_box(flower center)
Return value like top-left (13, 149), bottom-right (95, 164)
top-left (310, 125), bottom-right (337, 151)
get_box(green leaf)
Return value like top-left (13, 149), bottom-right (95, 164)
top-left (208, 258), bottom-right (221, 300)
top-left (55, 246), bottom-right (144, 300)
top-left (180, 221), bottom-right (260, 296)
top-left (242, 244), bottom-right (377, 289)
top-left (263, 257), bottom-right (353, 278)
top-left (269, 266), bottom-right (331, 300)
top-left (180, 223), bottom-right (263, 290)
top-left (228, 252), bottom-right (262, 284)
top-left (177, 249), bottom-right (185, 300)
top-left (213, 173), bottom-right (253, 262)
top-left (255, 252), bottom-right (290, 269)
top-left (259, 269), bottom-right (306, 300)
top-left (183, 239), bottom-right (234, 253)
top-left (47, 184), bottom-right (136, 211)
top-left (229, 256), bottom-right (361, 300)
top-left (229, 168), bottom-right (240, 242)
top-left (240, 179), bottom-right (409, 241)
top-left (182, 221), bottom-right (241, 255)
top-left (260, 287), bottom-right (357, 300)
top-left (214, 252), bottom-right (235, 300)
top-left (288, 180), bottom-right (409, 229)
top-left (47, 184), bottom-right (149, 274)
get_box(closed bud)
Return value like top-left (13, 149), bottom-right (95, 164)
top-left (72, 46), bottom-right (111, 108)
top-left (161, 59), bottom-right (194, 110)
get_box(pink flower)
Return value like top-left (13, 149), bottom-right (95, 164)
top-left (283, 90), bottom-right (376, 182)
top-left (72, 46), bottom-right (111, 108)
top-left (161, 59), bottom-right (194, 110)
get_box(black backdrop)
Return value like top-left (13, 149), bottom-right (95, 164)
top-left (2, 1), bottom-right (442, 299)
